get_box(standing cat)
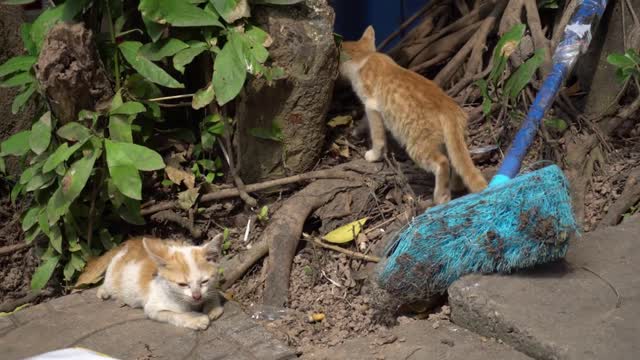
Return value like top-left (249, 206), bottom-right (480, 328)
top-left (339, 26), bottom-right (487, 204)
top-left (78, 234), bottom-right (225, 330)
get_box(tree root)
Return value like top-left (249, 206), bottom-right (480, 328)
top-left (141, 168), bottom-right (361, 216)
top-left (0, 290), bottom-right (47, 313)
top-left (599, 167), bottom-right (640, 227)
top-left (0, 243), bottom-right (32, 257)
top-left (150, 210), bottom-right (202, 238)
top-left (377, 1), bottom-right (440, 51)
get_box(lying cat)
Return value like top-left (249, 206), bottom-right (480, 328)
top-left (81, 234), bottom-right (225, 330)
top-left (339, 26), bottom-right (487, 204)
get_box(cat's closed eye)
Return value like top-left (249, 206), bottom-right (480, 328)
top-left (177, 282), bottom-right (188, 287)
top-left (201, 279), bottom-right (209, 285)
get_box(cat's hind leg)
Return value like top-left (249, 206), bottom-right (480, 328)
top-left (412, 145), bottom-right (452, 204)
top-left (364, 109), bottom-right (386, 162)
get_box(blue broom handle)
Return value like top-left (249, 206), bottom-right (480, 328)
top-left (489, 0), bottom-right (609, 187)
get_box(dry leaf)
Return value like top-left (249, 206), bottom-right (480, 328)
top-left (323, 217), bottom-right (368, 244)
top-left (74, 257), bottom-right (105, 288)
top-left (165, 155), bottom-right (195, 189)
top-left (328, 115), bottom-right (353, 128)
top-left (178, 187), bottom-right (200, 210)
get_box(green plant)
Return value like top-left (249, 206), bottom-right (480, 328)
top-left (607, 49), bottom-right (640, 82)
top-left (0, 0), bottom-right (294, 289)
top-left (475, 24), bottom-right (546, 116)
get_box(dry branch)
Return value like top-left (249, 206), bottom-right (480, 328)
top-left (599, 167), bottom-right (640, 227)
top-left (140, 168), bottom-right (360, 216)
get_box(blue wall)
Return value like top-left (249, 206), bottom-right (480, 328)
top-left (332, 0), bottom-right (427, 48)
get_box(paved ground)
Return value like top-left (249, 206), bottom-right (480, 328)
top-left (449, 216), bottom-right (640, 360)
top-left (0, 289), bottom-right (295, 360)
top-left (302, 316), bottom-right (532, 360)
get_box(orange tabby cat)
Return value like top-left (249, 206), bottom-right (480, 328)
top-left (340, 26), bottom-right (487, 203)
top-left (79, 234), bottom-right (225, 330)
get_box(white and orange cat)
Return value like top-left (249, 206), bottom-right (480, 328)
top-left (340, 26), bottom-right (487, 203)
top-left (79, 234), bottom-right (225, 330)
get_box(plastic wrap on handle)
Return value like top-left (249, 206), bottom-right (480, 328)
top-left (490, 0), bottom-right (608, 187)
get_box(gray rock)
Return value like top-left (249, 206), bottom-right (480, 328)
top-left (235, 0), bottom-right (338, 183)
top-left (449, 216), bottom-right (640, 360)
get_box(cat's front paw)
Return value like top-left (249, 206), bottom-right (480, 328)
top-left (184, 314), bottom-right (210, 331)
top-left (365, 149), bottom-right (382, 162)
top-left (208, 306), bottom-right (224, 321)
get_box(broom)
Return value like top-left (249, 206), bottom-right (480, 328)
top-left (375, 0), bottom-right (608, 303)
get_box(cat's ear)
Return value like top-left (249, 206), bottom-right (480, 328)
top-left (361, 25), bottom-right (376, 48)
top-left (143, 237), bottom-right (169, 266)
top-left (202, 233), bottom-right (224, 263)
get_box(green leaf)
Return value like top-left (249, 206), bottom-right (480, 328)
top-left (117, 197), bottom-right (146, 225)
top-left (57, 123), bottom-right (92, 142)
top-left (0, 72), bottom-right (35, 88)
top-left (119, 41), bottom-right (184, 89)
top-left (544, 117), bottom-right (568, 132)
top-left (625, 49), bottom-right (640, 65)
top-left (0, 55), bottom-right (36, 77)
top-left (140, 0), bottom-right (224, 27)
top-left (1, 130), bottom-right (31, 156)
top-left (24, 226), bottom-right (41, 244)
top-left (249, 0), bottom-right (304, 4)
top-left (29, 112), bottom-right (52, 155)
top-left (70, 252), bottom-right (85, 271)
top-left (211, 0), bottom-right (250, 23)
top-left (489, 24), bottom-right (526, 83)
top-left (141, 15), bottom-right (166, 43)
top-left (109, 163), bottom-right (141, 200)
top-left (0, 157), bottom-right (4, 174)
top-left (109, 114), bottom-right (133, 143)
top-left (213, 35), bottom-right (246, 105)
top-left (61, 151), bottom-right (98, 202)
top-left (43, 142), bottom-right (83, 173)
top-left (31, 255), bottom-right (60, 290)
top-left (111, 101), bottom-right (146, 115)
top-left (25, 171), bottom-right (56, 192)
top-left (173, 41), bottom-right (208, 74)
top-left (62, 0), bottom-right (90, 21)
top-left (12, 82), bottom-right (37, 114)
top-left (139, 38), bottom-right (189, 61)
top-left (31, 4), bottom-right (66, 51)
top-left (504, 48), bottom-right (545, 100)
top-left (19, 162), bottom-right (42, 185)
top-left (105, 140), bottom-right (165, 171)
top-left (49, 224), bottom-right (63, 253)
top-left (607, 53), bottom-right (636, 69)
top-left (233, 26), bottom-right (269, 75)
top-left (64, 260), bottom-right (76, 281)
top-left (22, 206), bottom-right (41, 232)
top-left (192, 82), bottom-right (215, 109)
top-left (21, 23), bottom-right (37, 56)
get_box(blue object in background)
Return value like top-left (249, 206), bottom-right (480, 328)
top-left (331, 0), bottom-right (427, 48)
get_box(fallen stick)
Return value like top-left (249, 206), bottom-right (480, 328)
top-left (0, 243), bottom-right (32, 257)
top-left (0, 290), bottom-right (43, 313)
top-left (302, 233), bottom-right (381, 263)
top-left (141, 168), bottom-right (360, 216)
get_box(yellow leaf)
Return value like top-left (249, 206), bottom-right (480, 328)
top-left (328, 115), bottom-right (352, 128)
top-left (322, 217), bottom-right (368, 244)
top-left (308, 313), bottom-right (325, 322)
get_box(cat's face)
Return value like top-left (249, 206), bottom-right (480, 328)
top-left (339, 26), bottom-right (376, 76)
top-left (143, 235), bottom-right (223, 305)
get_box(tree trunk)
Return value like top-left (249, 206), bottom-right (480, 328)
top-left (234, 0), bottom-right (338, 183)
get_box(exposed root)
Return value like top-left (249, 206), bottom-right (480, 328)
top-left (150, 210), bottom-right (202, 239)
top-left (599, 167), bottom-right (640, 227)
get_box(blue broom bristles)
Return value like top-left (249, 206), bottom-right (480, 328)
top-left (376, 165), bottom-right (579, 302)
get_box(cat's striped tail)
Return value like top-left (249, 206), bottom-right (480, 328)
top-left (74, 244), bottom-right (123, 288)
top-left (442, 110), bottom-right (488, 193)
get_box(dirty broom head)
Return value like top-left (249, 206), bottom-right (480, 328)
top-left (375, 165), bottom-right (579, 304)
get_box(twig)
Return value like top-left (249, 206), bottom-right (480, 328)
top-left (219, 118), bottom-right (258, 208)
top-left (0, 290), bottom-right (44, 313)
top-left (146, 94), bottom-right (195, 102)
top-left (302, 233), bottom-right (381, 263)
top-left (150, 210), bottom-right (202, 238)
top-left (0, 243), bottom-right (32, 257)
top-left (140, 168), bottom-right (360, 216)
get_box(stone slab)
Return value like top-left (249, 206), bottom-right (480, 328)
top-left (449, 216), bottom-right (640, 360)
top-left (302, 317), bottom-right (532, 360)
top-left (0, 289), bottom-right (296, 360)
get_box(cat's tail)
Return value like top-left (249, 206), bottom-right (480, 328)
top-left (75, 245), bottom-right (122, 288)
top-left (442, 110), bottom-right (488, 193)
